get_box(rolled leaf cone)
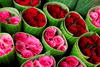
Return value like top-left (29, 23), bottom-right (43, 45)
top-left (22, 7), bottom-right (47, 38)
top-left (13, 32), bottom-right (43, 66)
top-left (60, 11), bottom-right (89, 46)
top-left (75, 0), bottom-right (100, 17)
top-left (0, 7), bottom-right (22, 35)
top-left (21, 54), bottom-right (56, 67)
top-left (45, 0), bottom-right (77, 10)
top-left (0, 33), bottom-right (16, 67)
top-left (70, 32), bottom-right (99, 67)
top-left (42, 26), bottom-right (68, 59)
top-left (13, 0), bottom-right (41, 11)
top-left (85, 6), bottom-right (100, 35)
top-left (43, 2), bottom-right (69, 27)
top-left (57, 55), bottom-right (87, 67)
top-left (0, 0), bottom-right (13, 7)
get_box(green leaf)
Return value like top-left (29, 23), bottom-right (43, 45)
top-left (0, 0), bottom-right (13, 7)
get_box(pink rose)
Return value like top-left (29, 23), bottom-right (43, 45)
top-left (91, 19), bottom-right (100, 28)
top-left (33, 38), bottom-right (41, 47)
top-left (14, 33), bottom-right (27, 42)
top-left (0, 11), bottom-right (10, 20)
top-left (9, 16), bottom-right (20, 25)
top-left (95, 8), bottom-right (100, 15)
top-left (0, 17), bottom-right (8, 24)
top-left (57, 45), bottom-right (67, 51)
top-left (78, 65), bottom-right (84, 67)
top-left (66, 57), bottom-right (79, 67)
top-left (1, 35), bottom-right (13, 45)
top-left (0, 48), bottom-right (4, 56)
top-left (44, 28), bottom-right (57, 39)
top-left (4, 46), bottom-right (13, 54)
top-left (21, 50), bottom-right (34, 58)
top-left (0, 40), bottom-right (8, 50)
top-left (60, 61), bottom-right (68, 67)
top-left (33, 60), bottom-right (44, 67)
top-left (39, 56), bottom-right (54, 67)
top-left (16, 41), bottom-right (26, 52)
top-left (24, 60), bottom-right (33, 67)
top-left (53, 35), bottom-right (65, 48)
top-left (89, 12), bottom-right (98, 20)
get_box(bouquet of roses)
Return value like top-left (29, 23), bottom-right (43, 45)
top-left (85, 6), bottom-right (100, 34)
top-left (14, 0), bottom-right (41, 11)
top-left (0, 7), bottom-right (22, 34)
top-left (22, 7), bottom-right (47, 37)
top-left (57, 56), bottom-right (87, 67)
top-left (14, 32), bottom-right (43, 65)
top-left (42, 26), bottom-right (68, 58)
top-left (43, 2), bottom-right (69, 27)
top-left (0, 33), bottom-right (16, 67)
top-left (60, 11), bottom-right (88, 46)
top-left (70, 32), bottom-right (100, 67)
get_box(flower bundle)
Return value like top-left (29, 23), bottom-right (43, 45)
top-left (14, 0), bottom-right (41, 11)
top-left (22, 7), bottom-right (47, 37)
top-left (85, 6), bottom-right (100, 34)
top-left (14, 32), bottom-right (43, 65)
top-left (43, 2), bottom-right (69, 27)
top-left (60, 11), bottom-right (88, 46)
top-left (57, 56), bottom-right (87, 67)
top-left (21, 54), bottom-right (56, 67)
top-left (0, 7), bottom-right (22, 34)
top-left (0, 33), bottom-right (16, 67)
top-left (42, 26), bottom-right (68, 58)
top-left (70, 32), bottom-right (100, 67)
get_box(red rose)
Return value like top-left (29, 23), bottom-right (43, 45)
top-left (61, 9), bottom-right (68, 16)
top-left (88, 39), bottom-right (94, 46)
top-left (91, 47), bottom-right (97, 56)
top-left (65, 17), bottom-right (74, 26)
top-left (79, 37), bottom-right (88, 49)
top-left (29, 0), bottom-right (39, 7)
top-left (67, 26), bottom-right (78, 34)
top-left (89, 55), bottom-right (100, 64)
top-left (57, 11), bottom-right (65, 18)
top-left (96, 38), bottom-right (100, 45)
top-left (15, 0), bottom-right (30, 6)
top-left (37, 21), bottom-right (46, 27)
top-left (96, 45), bottom-right (100, 57)
top-left (76, 18), bottom-right (86, 28)
top-left (50, 12), bottom-right (57, 19)
top-left (24, 8), bottom-right (39, 18)
top-left (82, 48), bottom-right (92, 57)
top-left (88, 35), bottom-right (99, 44)
top-left (70, 13), bottom-right (80, 20)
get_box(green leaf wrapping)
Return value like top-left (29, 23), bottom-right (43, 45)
top-left (85, 6), bottom-right (100, 35)
top-left (42, 26), bottom-right (68, 59)
top-left (75, 0), bottom-right (100, 17)
top-left (0, 33), bottom-right (16, 67)
top-left (14, 32), bottom-right (43, 66)
top-left (0, 0), bottom-right (13, 7)
top-left (43, 2), bottom-right (69, 27)
top-left (57, 56), bottom-right (87, 67)
top-left (60, 11), bottom-right (89, 46)
top-left (70, 32), bottom-right (99, 67)
top-left (13, 0), bottom-right (41, 11)
top-left (21, 54), bottom-right (56, 67)
top-left (0, 7), bottom-right (22, 35)
top-left (45, 0), bottom-right (77, 10)
top-left (22, 7), bottom-right (47, 38)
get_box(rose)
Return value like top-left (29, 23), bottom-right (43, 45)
top-left (57, 10), bottom-right (65, 18)
top-left (39, 56), bottom-right (54, 67)
top-left (45, 39), bottom-right (55, 48)
top-left (57, 45), bottom-right (67, 51)
top-left (33, 60), bottom-right (44, 67)
top-left (9, 16), bottom-right (20, 25)
top-left (24, 60), bottom-right (33, 67)
top-left (59, 61), bottom-right (68, 67)
top-left (67, 26), bottom-right (78, 34)
top-left (15, 41), bottom-right (26, 52)
top-left (0, 11), bottom-right (10, 20)
top-left (89, 12), bottom-right (98, 20)
top-left (81, 48), bottom-right (92, 57)
top-left (95, 8), bottom-right (100, 15)
top-left (91, 19), bottom-right (100, 28)
top-left (21, 50), bottom-right (34, 58)
top-left (1, 35), bottom-right (13, 45)
top-left (44, 28), bottom-right (57, 39)
top-left (79, 37), bottom-right (89, 49)
top-left (70, 13), bottom-right (79, 20)
top-left (29, 0), bottom-right (39, 7)
top-left (61, 9), bottom-right (68, 17)
top-left (0, 48), bottom-right (4, 56)
top-left (95, 45), bottom-right (100, 57)
top-left (53, 35), bottom-right (65, 48)
top-left (91, 47), bottom-right (97, 56)
top-left (66, 57), bottom-right (79, 67)
top-left (78, 65), bottom-right (84, 67)
top-left (65, 17), bottom-right (74, 26)
top-left (96, 38), bottom-right (100, 45)
top-left (37, 21), bottom-right (46, 27)
top-left (76, 18), bottom-right (86, 28)
top-left (4, 46), bottom-right (13, 54)
top-left (0, 17), bottom-right (8, 24)
top-left (0, 40), bottom-right (8, 50)
top-left (14, 33), bottom-right (27, 42)
top-left (15, 0), bottom-right (30, 6)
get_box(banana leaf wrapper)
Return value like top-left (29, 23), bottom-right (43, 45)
top-left (0, 0), bottom-right (13, 7)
